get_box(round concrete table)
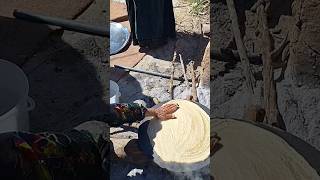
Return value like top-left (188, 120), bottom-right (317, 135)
top-left (211, 119), bottom-right (320, 180)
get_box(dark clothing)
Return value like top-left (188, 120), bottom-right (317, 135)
top-left (0, 103), bottom-right (147, 180)
top-left (126, 0), bottom-right (176, 48)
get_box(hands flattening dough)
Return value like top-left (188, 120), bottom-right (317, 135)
top-left (147, 104), bottom-right (179, 121)
top-left (146, 97), bottom-right (195, 121)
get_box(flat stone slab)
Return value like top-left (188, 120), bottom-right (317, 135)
top-left (0, 0), bottom-right (93, 19)
top-left (0, 17), bottom-right (52, 65)
top-left (0, 0), bottom-right (95, 65)
top-left (23, 0), bottom-right (108, 132)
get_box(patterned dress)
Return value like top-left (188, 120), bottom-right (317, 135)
top-left (0, 103), bottom-right (147, 180)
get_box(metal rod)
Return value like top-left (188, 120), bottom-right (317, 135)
top-left (114, 65), bottom-right (192, 82)
top-left (13, 10), bottom-right (109, 37)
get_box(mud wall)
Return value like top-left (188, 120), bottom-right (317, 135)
top-left (211, 0), bottom-right (320, 150)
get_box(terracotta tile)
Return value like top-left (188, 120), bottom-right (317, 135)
top-left (111, 43), bottom-right (145, 66)
top-left (110, 43), bottom-right (145, 82)
top-left (119, 20), bottom-right (131, 31)
top-left (110, 1), bottom-right (128, 22)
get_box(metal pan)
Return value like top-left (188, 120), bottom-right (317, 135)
top-left (110, 22), bottom-right (130, 55)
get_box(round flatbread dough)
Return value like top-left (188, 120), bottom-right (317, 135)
top-left (147, 100), bottom-right (210, 172)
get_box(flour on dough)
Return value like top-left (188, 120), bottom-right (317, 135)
top-left (147, 100), bottom-right (210, 172)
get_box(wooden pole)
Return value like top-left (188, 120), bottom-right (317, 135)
top-left (179, 54), bottom-right (190, 88)
top-left (257, 2), bottom-right (286, 130)
top-left (226, 0), bottom-right (255, 94)
top-left (189, 61), bottom-right (198, 102)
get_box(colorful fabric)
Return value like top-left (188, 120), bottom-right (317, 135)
top-left (95, 103), bottom-right (147, 127)
top-left (0, 103), bottom-right (148, 179)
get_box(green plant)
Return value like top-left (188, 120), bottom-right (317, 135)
top-left (189, 0), bottom-right (209, 15)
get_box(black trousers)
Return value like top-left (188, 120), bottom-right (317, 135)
top-left (126, 0), bottom-right (176, 48)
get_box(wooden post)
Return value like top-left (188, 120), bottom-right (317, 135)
top-left (226, 0), bottom-right (255, 94)
top-left (169, 52), bottom-right (177, 100)
top-left (189, 61), bottom-right (198, 102)
top-left (257, 2), bottom-right (286, 130)
top-left (179, 54), bottom-right (190, 89)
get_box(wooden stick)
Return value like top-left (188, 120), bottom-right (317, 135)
top-left (169, 52), bottom-right (177, 100)
top-left (271, 32), bottom-right (289, 61)
top-left (226, 0), bottom-right (255, 95)
top-left (179, 54), bottom-right (189, 88)
top-left (190, 61), bottom-right (198, 102)
top-left (257, 3), bottom-right (286, 130)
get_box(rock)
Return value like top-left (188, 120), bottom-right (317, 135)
top-left (197, 86), bottom-right (210, 110)
top-left (127, 168), bottom-right (144, 177)
top-left (211, 2), bottom-right (233, 49)
top-left (111, 138), bottom-right (131, 158)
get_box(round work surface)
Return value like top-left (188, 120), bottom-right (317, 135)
top-left (211, 119), bottom-right (320, 180)
top-left (140, 100), bottom-right (210, 172)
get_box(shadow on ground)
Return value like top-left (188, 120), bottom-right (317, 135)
top-left (0, 16), bottom-right (109, 132)
top-left (0, 16), bottom-right (51, 65)
top-left (140, 32), bottom-right (210, 67)
top-left (110, 66), bottom-right (156, 106)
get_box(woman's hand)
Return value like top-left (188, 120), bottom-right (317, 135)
top-left (146, 104), bottom-right (178, 121)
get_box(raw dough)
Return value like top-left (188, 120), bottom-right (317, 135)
top-left (147, 100), bottom-right (210, 172)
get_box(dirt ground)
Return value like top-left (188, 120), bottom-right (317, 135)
top-left (114, 0), bottom-right (210, 105)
